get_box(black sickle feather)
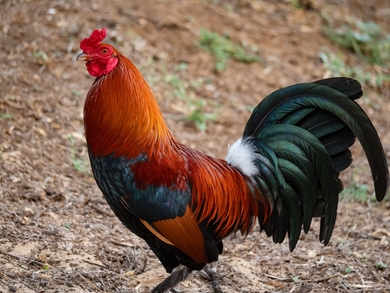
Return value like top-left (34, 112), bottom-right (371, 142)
top-left (244, 77), bottom-right (389, 250)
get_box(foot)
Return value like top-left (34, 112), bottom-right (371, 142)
top-left (152, 265), bottom-right (191, 293)
top-left (201, 264), bottom-right (224, 293)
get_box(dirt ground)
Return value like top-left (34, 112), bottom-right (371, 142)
top-left (1, 0), bottom-right (390, 292)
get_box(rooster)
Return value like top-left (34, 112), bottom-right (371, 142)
top-left (77, 28), bottom-right (389, 293)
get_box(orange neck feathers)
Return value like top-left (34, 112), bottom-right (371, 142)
top-left (84, 53), bottom-right (175, 158)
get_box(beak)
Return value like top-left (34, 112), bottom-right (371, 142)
top-left (77, 52), bottom-right (90, 61)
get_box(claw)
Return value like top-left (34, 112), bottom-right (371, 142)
top-left (202, 265), bottom-right (224, 293)
top-left (198, 269), bottom-right (211, 280)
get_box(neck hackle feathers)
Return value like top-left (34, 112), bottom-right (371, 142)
top-left (82, 28), bottom-right (173, 158)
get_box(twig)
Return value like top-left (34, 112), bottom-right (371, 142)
top-left (292, 254), bottom-right (311, 261)
top-left (355, 270), bottom-right (367, 289)
top-left (33, 208), bottom-right (48, 221)
top-left (0, 250), bottom-right (46, 267)
top-left (342, 229), bottom-right (383, 241)
top-left (90, 199), bottom-right (108, 205)
top-left (25, 226), bottom-right (60, 236)
top-left (337, 276), bottom-right (350, 291)
top-left (3, 210), bottom-right (23, 222)
top-left (369, 269), bottom-right (382, 283)
top-left (110, 240), bottom-right (135, 247)
top-left (264, 274), bottom-right (291, 281)
top-left (81, 197), bottom-right (106, 207)
top-left (265, 273), bottom-right (341, 283)
top-left (78, 273), bottom-right (108, 293)
top-left (90, 204), bottom-right (115, 217)
top-left (0, 275), bottom-right (36, 292)
top-left (81, 259), bottom-right (109, 270)
top-left (41, 229), bottom-right (60, 236)
top-left (351, 284), bottom-right (373, 289)
top-left (135, 257), bottom-right (147, 274)
top-left (307, 273), bottom-right (340, 282)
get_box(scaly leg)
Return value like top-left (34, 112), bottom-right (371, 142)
top-left (201, 264), bottom-right (224, 293)
top-left (152, 265), bottom-right (191, 293)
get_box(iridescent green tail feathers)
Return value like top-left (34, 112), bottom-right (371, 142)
top-left (243, 77), bottom-right (389, 251)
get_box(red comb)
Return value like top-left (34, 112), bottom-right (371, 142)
top-left (80, 28), bottom-right (107, 53)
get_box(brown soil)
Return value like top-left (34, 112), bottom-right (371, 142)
top-left (1, 0), bottom-right (390, 292)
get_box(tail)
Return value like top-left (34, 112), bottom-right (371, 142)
top-left (240, 77), bottom-right (389, 251)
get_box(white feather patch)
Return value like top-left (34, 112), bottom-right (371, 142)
top-left (225, 138), bottom-right (259, 177)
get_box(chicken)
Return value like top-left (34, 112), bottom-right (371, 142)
top-left (77, 28), bottom-right (389, 293)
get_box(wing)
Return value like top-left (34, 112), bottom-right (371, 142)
top-left (139, 207), bottom-right (209, 264)
top-left (90, 151), bottom-right (213, 266)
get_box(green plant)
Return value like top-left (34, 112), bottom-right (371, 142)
top-left (201, 0), bottom-right (221, 3)
top-left (199, 28), bottom-right (260, 72)
top-left (33, 49), bottom-right (48, 64)
top-left (289, 0), bottom-right (301, 9)
top-left (340, 183), bottom-right (371, 202)
top-left (339, 168), bottom-right (376, 202)
top-left (0, 113), bottom-right (12, 119)
top-left (68, 135), bottom-right (90, 174)
top-left (375, 261), bottom-right (387, 270)
top-left (71, 89), bottom-right (83, 98)
top-left (319, 49), bottom-right (390, 89)
top-left (186, 99), bottom-right (218, 132)
top-left (41, 264), bottom-right (50, 270)
top-left (291, 276), bottom-right (299, 282)
top-left (345, 267), bottom-right (354, 274)
top-left (63, 222), bottom-right (71, 229)
top-left (165, 74), bottom-right (187, 100)
top-left (164, 69), bottom-right (219, 131)
top-left (322, 18), bottom-right (390, 65)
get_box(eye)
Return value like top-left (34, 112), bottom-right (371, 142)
top-left (101, 48), bottom-right (108, 54)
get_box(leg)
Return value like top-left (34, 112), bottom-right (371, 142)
top-left (152, 265), bottom-right (191, 293)
top-left (202, 264), bottom-right (224, 293)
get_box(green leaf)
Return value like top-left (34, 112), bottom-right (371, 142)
top-left (41, 264), bottom-right (50, 270)
top-left (199, 28), bottom-right (260, 72)
top-left (375, 261), bottom-right (387, 270)
top-left (0, 113), bottom-right (12, 119)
